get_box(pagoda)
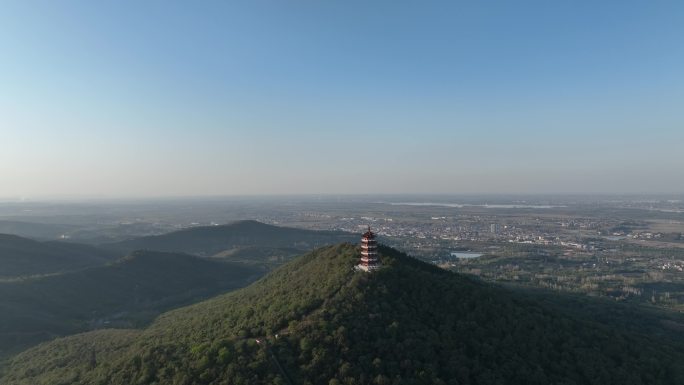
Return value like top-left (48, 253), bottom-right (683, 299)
top-left (357, 226), bottom-right (380, 272)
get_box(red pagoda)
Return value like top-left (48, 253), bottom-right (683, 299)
top-left (358, 226), bottom-right (380, 272)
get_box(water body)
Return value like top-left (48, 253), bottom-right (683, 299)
top-left (387, 202), bottom-right (565, 209)
top-left (603, 235), bottom-right (627, 241)
top-left (450, 252), bottom-right (483, 259)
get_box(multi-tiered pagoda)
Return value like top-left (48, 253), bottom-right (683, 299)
top-left (358, 226), bottom-right (380, 272)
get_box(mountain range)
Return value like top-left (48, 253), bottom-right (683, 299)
top-left (0, 221), bottom-right (357, 359)
top-left (0, 250), bottom-right (262, 359)
top-left (3, 243), bottom-right (683, 384)
top-left (103, 220), bottom-right (357, 259)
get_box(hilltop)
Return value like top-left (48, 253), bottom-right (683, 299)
top-left (103, 220), bottom-right (357, 262)
top-left (4, 244), bottom-right (684, 384)
top-left (0, 234), bottom-right (117, 278)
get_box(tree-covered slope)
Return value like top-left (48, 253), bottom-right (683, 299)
top-left (0, 251), bottom-right (262, 359)
top-left (0, 234), bottom-right (117, 278)
top-left (3, 244), bottom-right (684, 385)
top-left (103, 220), bottom-right (357, 258)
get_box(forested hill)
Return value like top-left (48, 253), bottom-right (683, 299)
top-left (0, 250), bottom-right (263, 359)
top-left (4, 244), bottom-right (684, 385)
top-left (0, 234), bottom-right (117, 278)
top-left (103, 220), bottom-right (357, 257)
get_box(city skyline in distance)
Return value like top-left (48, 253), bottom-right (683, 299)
top-left (2, 1), bottom-right (683, 198)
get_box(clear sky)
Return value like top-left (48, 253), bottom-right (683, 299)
top-left (1, 1), bottom-right (683, 198)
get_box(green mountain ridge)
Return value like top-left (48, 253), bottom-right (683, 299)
top-left (0, 250), bottom-right (262, 359)
top-left (0, 221), bottom-right (355, 361)
top-left (4, 243), bottom-right (684, 385)
top-left (102, 220), bottom-right (357, 258)
top-left (0, 234), bottom-right (117, 278)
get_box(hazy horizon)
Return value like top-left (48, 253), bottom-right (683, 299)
top-left (2, 192), bottom-right (684, 205)
top-left (2, 1), bottom-right (683, 197)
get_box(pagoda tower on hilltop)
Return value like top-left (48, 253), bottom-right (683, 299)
top-left (357, 226), bottom-right (380, 272)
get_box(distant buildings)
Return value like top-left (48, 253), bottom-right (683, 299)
top-left (490, 223), bottom-right (500, 234)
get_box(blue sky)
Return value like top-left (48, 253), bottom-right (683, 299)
top-left (1, 1), bottom-right (683, 197)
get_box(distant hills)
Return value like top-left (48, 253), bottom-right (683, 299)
top-left (5, 244), bottom-right (684, 384)
top-left (0, 234), bottom-right (117, 278)
top-left (0, 220), bottom-right (79, 241)
top-left (0, 250), bottom-right (262, 359)
top-left (0, 220), bottom-right (357, 275)
top-left (103, 220), bottom-right (358, 262)
top-left (0, 221), bottom-right (356, 360)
